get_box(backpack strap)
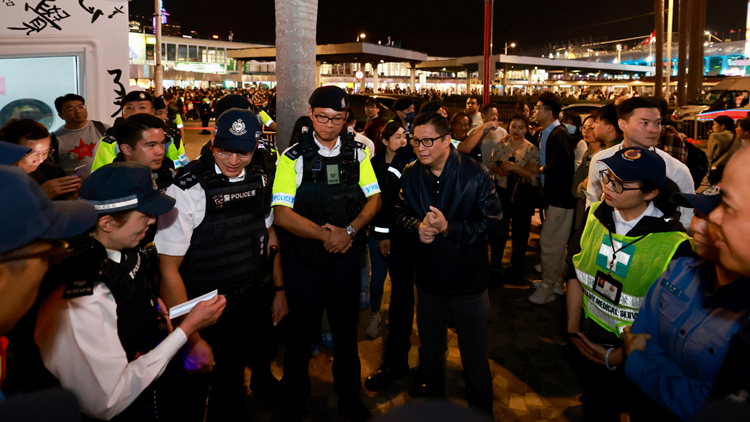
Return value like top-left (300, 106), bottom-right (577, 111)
top-left (92, 120), bottom-right (107, 137)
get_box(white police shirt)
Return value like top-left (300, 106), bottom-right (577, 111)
top-left (35, 249), bottom-right (188, 420)
top-left (155, 163), bottom-right (274, 257)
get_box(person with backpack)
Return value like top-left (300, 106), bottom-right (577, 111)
top-left (52, 94), bottom-right (109, 179)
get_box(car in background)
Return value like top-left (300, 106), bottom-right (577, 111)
top-left (673, 76), bottom-right (750, 121)
top-left (560, 103), bottom-right (603, 122)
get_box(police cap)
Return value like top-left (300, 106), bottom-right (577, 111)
top-left (600, 147), bottom-right (666, 188)
top-left (309, 86), bottom-right (349, 111)
top-left (0, 166), bottom-right (97, 254)
top-left (214, 94), bottom-right (252, 119)
top-left (122, 91), bottom-right (154, 105)
top-left (213, 108), bottom-right (261, 153)
top-left (79, 162), bottom-right (175, 216)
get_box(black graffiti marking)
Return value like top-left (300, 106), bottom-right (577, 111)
top-left (107, 5), bottom-right (123, 19)
top-left (8, 0), bottom-right (69, 35)
top-left (108, 69), bottom-right (126, 118)
top-left (78, 0), bottom-right (102, 23)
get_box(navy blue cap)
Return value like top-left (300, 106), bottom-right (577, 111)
top-left (214, 94), bottom-right (251, 118)
top-left (213, 108), bottom-right (261, 153)
top-left (122, 91), bottom-right (153, 105)
top-left (153, 97), bottom-right (167, 110)
top-left (309, 86), bottom-right (349, 111)
top-left (600, 147), bottom-right (666, 187)
top-left (0, 142), bottom-right (31, 165)
top-left (79, 162), bottom-right (175, 216)
top-left (0, 166), bottom-right (97, 254)
top-left (671, 184), bottom-right (722, 216)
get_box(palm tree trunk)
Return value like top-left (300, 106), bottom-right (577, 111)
top-left (274, 0), bottom-right (318, 151)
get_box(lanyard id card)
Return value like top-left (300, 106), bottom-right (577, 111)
top-left (594, 270), bottom-right (624, 306)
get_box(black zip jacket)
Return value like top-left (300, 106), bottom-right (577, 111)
top-left (371, 146), bottom-right (413, 240)
top-left (396, 147), bottom-right (503, 297)
top-left (541, 124), bottom-right (577, 209)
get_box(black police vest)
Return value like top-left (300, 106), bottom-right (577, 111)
top-left (177, 153), bottom-right (269, 298)
top-left (288, 130), bottom-right (366, 269)
top-left (61, 241), bottom-right (169, 422)
top-left (101, 248), bottom-right (165, 363)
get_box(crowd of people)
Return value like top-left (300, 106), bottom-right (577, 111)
top-left (0, 83), bottom-right (749, 422)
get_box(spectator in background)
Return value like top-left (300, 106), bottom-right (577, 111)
top-left (466, 95), bottom-right (483, 129)
top-left (344, 110), bottom-right (376, 156)
top-left (462, 103), bottom-right (508, 169)
top-left (655, 98), bottom-right (688, 164)
top-left (735, 116), bottom-right (750, 147)
top-left (571, 113), bottom-right (606, 233)
top-left (52, 94), bottom-right (109, 178)
top-left (561, 111), bottom-right (587, 170)
top-left (363, 98), bottom-right (385, 141)
top-left (706, 115), bottom-right (741, 183)
top-left (586, 98), bottom-right (695, 230)
top-left (0, 119), bottom-right (81, 200)
top-left (593, 104), bottom-right (623, 148)
top-left (490, 114), bottom-right (540, 281)
top-left (391, 98), bottom-right (415, 132)
top-left (528, 93), bottom-right (576, 305)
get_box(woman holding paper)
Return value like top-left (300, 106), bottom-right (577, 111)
top-left (34, 162), bottom-right (226, 421)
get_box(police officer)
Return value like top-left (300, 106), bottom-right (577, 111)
top-left (92, 91), bottom-right (186, 172)
top-left (154, 97), bottom-right (189, 168)
top-left (34, 162), bottom-right (226, 421)
top-left (111, 114), bottom-right (175, 193)
top-left (155, 108), bottom-right (286, 421)
top-left (271, 86), bottom-right (381, 422)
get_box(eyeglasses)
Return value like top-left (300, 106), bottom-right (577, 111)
top-left (63, 104), bottom-right (86, 114)
top-left (600, 170), bottom-right (641, 194)
top-left (25, 148), bottom-right (54, 160)
top-left (216, 148), bottom-right (253, 158)
top-left (313, 114), bottom-right (346, 125)
top-left (409, 135), bottom-right (446, 148)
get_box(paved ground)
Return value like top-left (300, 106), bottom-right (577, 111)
top-left (181, 120), bottom-right (588, 421)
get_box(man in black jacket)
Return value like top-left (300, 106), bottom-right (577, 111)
top-left (395, 112), bottom-right (502, 415)
top-left (528, 93), bottom-right (576, 305)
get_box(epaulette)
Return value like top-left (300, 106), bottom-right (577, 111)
top-left (102, 134), bottom-right (117, 144)
top-left (174, 161), bottom-right (203, 190)
top-left (284, 143), bottom-right (304, 160)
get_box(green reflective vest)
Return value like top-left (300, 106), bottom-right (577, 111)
top-left (572, 201), bottom-right (693, 337)
top-left (91, 133), bottom-right (187, 172)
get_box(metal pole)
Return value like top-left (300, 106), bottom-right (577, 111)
top-left (154, 0), bottom-right (163, 96)
top-left (687, 0), bottom-right (706, 103)
top-left (483, 0), bottom-right (492, 103)
top-left (655, 0), bottom-right (664, 98)
top-left (665, 0), bottom-right (674, 100)
top-left (676, 0), bottom-right (688, 106)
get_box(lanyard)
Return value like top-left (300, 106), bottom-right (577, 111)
top-left (606, 230), bottom-right (647, 275)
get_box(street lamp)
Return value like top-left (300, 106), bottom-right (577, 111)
top-left (357, 33), bottom-right (366, 42)
top-left (504, 42), bottom-right (516, 55)
top-left (704, 30), bottom-right (721, 43)
top-left (615, 44), bottom-right (622, 64)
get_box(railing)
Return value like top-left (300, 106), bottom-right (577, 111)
top-left (674, 119), bottom-right (713, 142)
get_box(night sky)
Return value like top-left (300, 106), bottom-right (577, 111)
top-left (129, 0), bottom-right (748, 58)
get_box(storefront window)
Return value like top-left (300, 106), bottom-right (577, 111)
top-left (199, 46), bottom-right (207, 62)
top-left (167, 44), bottom-right (176, 61)
top-left (178, 45), bottom-right (187, 61)
top-left (188, 46), bottom-right (198, 61)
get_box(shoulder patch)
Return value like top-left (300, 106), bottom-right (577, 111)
top-left (102, 134), bottom-right (117, 144)
top-left (284, 143), bottom-right (303, 160)
top-left (175, 163), bottom-right (202, 190)
top-left (354, 141), bottom-right (366, 150)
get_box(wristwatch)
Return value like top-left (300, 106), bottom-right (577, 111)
top-left (345, 225), bottom-right (356, 239)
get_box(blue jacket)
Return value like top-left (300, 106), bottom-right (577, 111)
top-left (625, 257), bottom-right (750, 421)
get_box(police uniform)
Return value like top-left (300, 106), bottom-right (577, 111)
top-left (271, 86), bottom-right (380, 420)
top-left (91, 92), bottom-right (188, 172)
top-left (154, 109), bottom-right (275, 421)
top-left (34, 163), bottom-right (180, 421)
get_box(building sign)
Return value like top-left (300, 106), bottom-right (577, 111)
top-left (173, 62), bottom-right (226, 73)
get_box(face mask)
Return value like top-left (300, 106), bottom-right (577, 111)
top-left (404, 111), bottom-right (415, 122)
top-left (565, 123), bottom-right (576, 135)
